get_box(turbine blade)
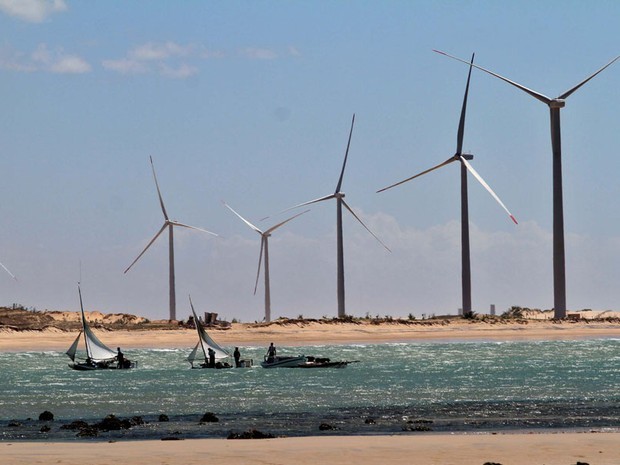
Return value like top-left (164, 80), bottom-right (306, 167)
top-left (254, 237), bottom-right (264, 295)
top-left (0, 261), bottom-right (16, 280)
top-left (335, 114), bottom-right (355, 194)
top-left (169, 221), bottom-right (219, 237)
top-left (461, 158), bottom-right (518, 224)
top-left (124, 223), bottom-right (168, 273)
top-left (341, 199), bottom-right (391, 252)
top-left (281, 193), bottom-right (336, 213)
top-left (558, 55), bottom-right (620, 100)
top-left (434, 49), bottom-right (553, 105)
top-left (456, 53), bottom-right (475, 154)
top-left (377, 157), bottom-right (457, 193)
top-left (264, 209), bottom-right (310, 235)
top-left (149, 156), bottom-right (169, 221)
top-left (222, 201), bottom-right (263, 234)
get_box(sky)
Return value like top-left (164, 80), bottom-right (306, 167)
top-left (1, 1), bottom-right (619, 322)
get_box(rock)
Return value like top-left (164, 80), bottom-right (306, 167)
top-left (95, 414), bottom-right (129, 431)
top-left (40, 425), bottom-right (51, 433)
top-left (161, 437), bottom-right (184, 441)
top-left (158, 414), bottom-right (169, 422)
top-left (483, 462), bottom-right (503, 465)
top-left (130, 416), bottom-right (145, 426)
top-left (8, 421), bottom-right (21, 427)
top-left (76, 427), bottom-right (98, 438)
top-left (319, 423), bottom-right (337, 431)
top-left (364, 418), bottom-right (376, 425)
top-left (38, 411), bottom-right (54, 421)
top-left (227, 429), bottom-right (276, 439)
top-left (575, 462), bottom-right (590, 465)
top-left (200, 412), bottom-right (219, 423)
top-left (61, 420), bottom-right (89, 430)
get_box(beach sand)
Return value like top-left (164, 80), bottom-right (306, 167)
top-left (2, 319), bottom-right (619, 464)
top-left (2, 432), bottom-right (619, 465)
top-left (1, 318), bottom-right (619, 351)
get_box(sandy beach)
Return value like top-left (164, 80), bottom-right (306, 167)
top-left (2, 316), bottom-right (620, 464)
top-left (2, 432), bottom-right (619, 465)
top-left (1, 318), bottom-right (620, 352)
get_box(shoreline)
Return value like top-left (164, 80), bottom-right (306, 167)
top-left (2, 319), bottom-right (620, 351)
top-left (2, 432), bottom-right (620, 465)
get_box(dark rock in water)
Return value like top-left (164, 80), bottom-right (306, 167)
top-left (40, 425), bottom-right (51, 433)
top-left (39, 411), bottom-right (54, 421)
top-left (158, 414), bottom-right (169, 422)
top-left (319, 423), bottom-right (338, 431)
top-left (76, 427), bottom-right (98, 438)
top-left (483, 462), bottom-right (503, 465)
top-left (130, 416), bottom-right (145, 426)
top-left (95, 414), bottom-right (130, 431)
top-left (8, 421), bottom-right (21, 427)
top-left (161, 437), bottom-right (184, 441)
top-left (227, 429), bottom-right (276, 439)
top-left (200, 412), bottom-right (219, 423)
top-left (364, 418), bottom-right (376, 425)
top-left (402, 423), bottom-right (433, 432)
top-left (61, 420), bottom-right (89, 430)
top-left (575, 462), bottom-right (590, 465)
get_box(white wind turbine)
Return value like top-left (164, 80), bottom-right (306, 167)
top-left (378, 53), bottom-right (517, 317)
top-left (124, 156), bottom-right (218, 321)
top-left (285, 114), bottom-right (391, 318)
top-left (223, 202), bottom-right (309, 322)
top-left (0, 260), bottom-right (16, 280)
top-left (435, 49), bottom-right (619, 319)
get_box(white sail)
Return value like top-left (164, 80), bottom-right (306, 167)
top-left (66, 331), bottom-right (82, 362)
top-left (78, 285), bottom-right (117, 362)
top-left (189, 298), bottom-right (229, 361)
top-left (187, 342), bottom-right (200, 365)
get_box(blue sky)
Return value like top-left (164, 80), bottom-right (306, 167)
top-left (1, 1), bottom-right (619, 321)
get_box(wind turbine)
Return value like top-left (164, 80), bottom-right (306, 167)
top-left (124, 156), bottom-right (218, 321)
top-left (0, 260), bottom-right (16, 280)
top-left (285, 114), bottom-right (391, 318)
top-left (377, 53), bottom-right (518, 317)
top-left (223, 202), bottom-right (309, 323)
top-left (435, 50), bottom-right (620, 319)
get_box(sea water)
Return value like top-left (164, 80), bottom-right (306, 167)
top-left (1, 339), bottom-right (619, 440)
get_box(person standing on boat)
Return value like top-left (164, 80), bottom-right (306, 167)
top-left (266, 342), bottom-right (276, 362)
top-left (116, 347), bottom-right (125, 369)
top-left (234, 347), bottom-right (241, 367)
top-left (208, 347), bottom-right (216, 368)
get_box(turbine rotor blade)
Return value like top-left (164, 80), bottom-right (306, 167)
top-left (281, 193), bottom-right (336, 214)
top-left (461, 158), bottom-right (518, 224)
top-left (169, 221), bottom-right (219, 237)
top-left (558, 55), bottom-right (620, 100)
top-left (456, 53), bottom-right (475, 154)
top-left (149, 156), bottom-right (169, 221)
top-left (434, 49), bottom-right (553, 105)
top-left (0, 261), bottom-right (16, 280)
top-left (377, 157), bottom-right (457, 193)
top-left (222, 201), bottom-right (263, 234)
top-left (264, 209), bottom-right (310, 235)
top-left (335, 113), bottom-right (355, 194)
top-left (341, 199), bottom-right (391, 252)
top-left (124, 223), bottom-right (168, 273)
top-left (254, 237), bottom-right (265, 295)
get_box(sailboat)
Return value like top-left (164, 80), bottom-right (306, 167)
top-left (187, 296), bottom-right (249, 369)
top-left (66, 285), bottom-right (135, 370)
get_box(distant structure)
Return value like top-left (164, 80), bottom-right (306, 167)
top-left (490, 304), bottom-right (496, 316)
top-left (284, 114), bottom-right (390, 318)
top-left (435, 50), bottom-right (620, 319)
top-left (124, 156), bottom-right (218, 321)
top-left (223, 202), bottom-right (308, 323)
top-left (378, 53), bottom-right (517, 317)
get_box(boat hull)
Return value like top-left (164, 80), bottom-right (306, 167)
top-left (68, 361), bottom-right (136, 371)
top-left (260, 355), bottom-right (306, 368)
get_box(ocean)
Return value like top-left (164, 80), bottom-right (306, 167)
top-left (1, 339), bottom-right (619, 441)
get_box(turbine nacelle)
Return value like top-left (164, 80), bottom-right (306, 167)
top-left (456, 154), bottom-right (474, 161)
top-left (550, 99), bottom-right (566, 109)
top-left (335, 192), bottom-right (345, 199)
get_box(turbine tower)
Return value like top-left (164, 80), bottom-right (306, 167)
top-left (223, 202), bottom-right (308, 323)
top-left (124, 156), bottom-right (218, 321)
top-left (285, 114), bottom-right (391, 318)
top-left (378, 53), bottom-right (517, 317)
top-left (435, 50), bottom-right (619, 319)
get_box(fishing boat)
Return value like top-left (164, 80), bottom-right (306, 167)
top-left (296, 356), bottom-right (357, 368)
top-left (260, 354), bottom-right (307, 368)
top-left (66, 285), bottom-right (135, 370)
top-left (187, 297), bottom-right (251, 369)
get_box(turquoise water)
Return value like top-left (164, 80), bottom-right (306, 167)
top-left (2, 339), bottom-right (620, 440)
